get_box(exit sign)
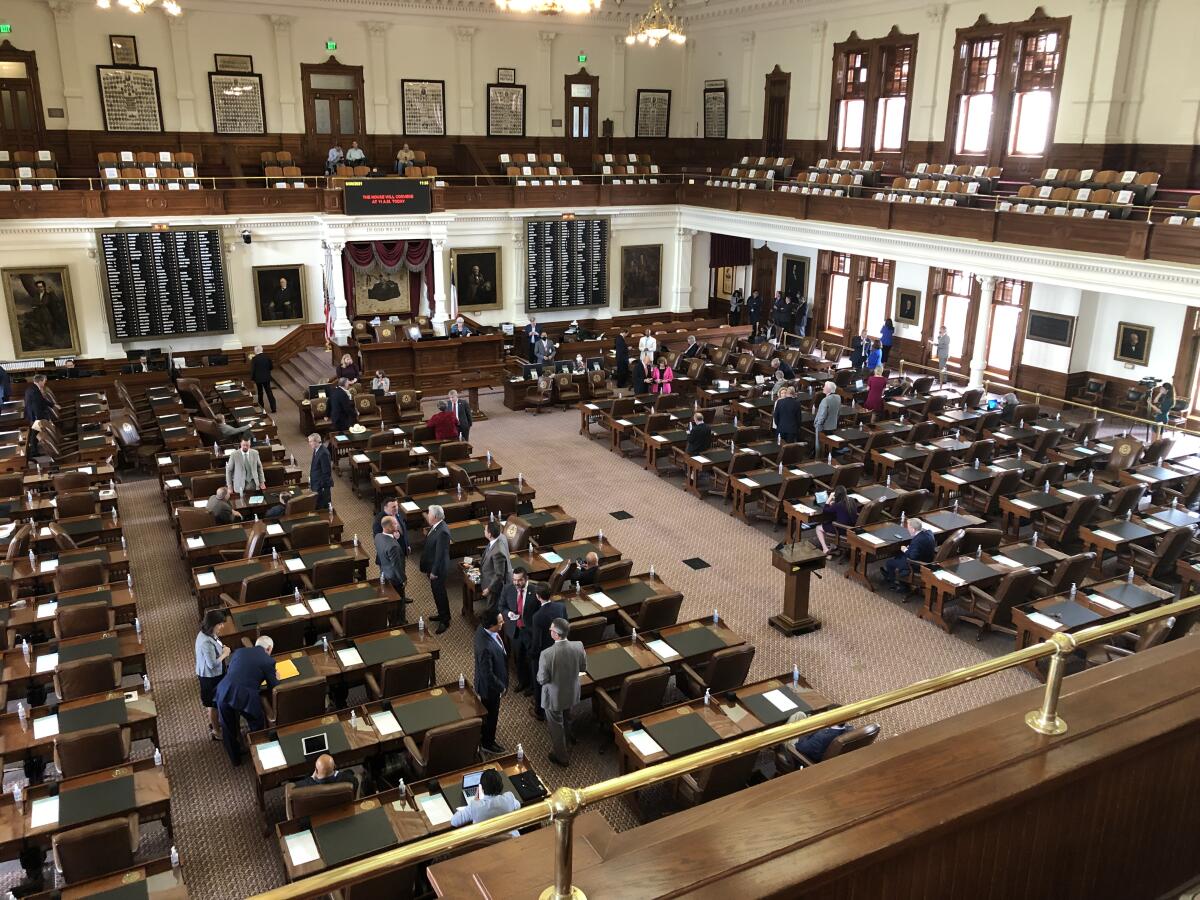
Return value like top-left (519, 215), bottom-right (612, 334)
top-left (0, 24), bottom-right (12, 34)
top-left (577, 53), bottom-right (587, 63)
top-left (326, 39), bottom-right (337, 50)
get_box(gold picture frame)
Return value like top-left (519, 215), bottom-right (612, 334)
top-left (1114, 321), bottom-right (1153, 366)
top-left (894, 287), bottom-right (921, 326)
top-left (3, 266), bottom-right (81, 359)
top-left (451, 247), bottom-right (502, 311)
top-left (252, 264), bottom-right (306, 326)
top-left (620, 244), bottom-right (662, 310)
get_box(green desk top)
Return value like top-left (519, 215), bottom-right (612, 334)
top-left (740, 685), bottom-right (811, 726)
top-left (213, 561), bottom-right (266, 587)
top-left (201, 527), bottom-right (246, 548)
top-left (327, 585), bottom-right (380, 612)
top-left (645, 712), bottom-right (721, 757)
top-left (56, 587), bottom-right (113, 609)
top-left (313, 805), bottom-right (397, 866)
top-left (394, 692), bottom-right (459, 737)
top-left (586, 646), bottom-right (640, 683)
top-left (662, 627), bottom-right (726, 660)
top-left (300, 548), bottom-right (351, 567)
top-left (280, 724), bottom-right (350, 767)
top-left (232, 604), bottom-right (290, 629)
top-left (59, 773), bottom-right (136, 827)
top-left (356, 633), bottom-right (418, 668)
top-left (59, 634), bottom-right (120, 664)
top-left (600, 582), bottom-right (657, 609)
top-left (57, 697), bottom-right (128, 734)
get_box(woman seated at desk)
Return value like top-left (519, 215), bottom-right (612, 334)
top-left (371, 370), bottom-right (391, 394)
top-left (814, 485), bottom-right (859, 557)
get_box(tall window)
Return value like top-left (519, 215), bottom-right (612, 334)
top-left (825, 254), bottom-right (852, 336)
top-left (828, 28), bottom-right (918, 159)
top-left (859, 259), bottom-right (894, 334)
top-left (945, 11), bottom-right (1070, 166)
top-left (934, 270), bottom-right (975, 366)
top-left (985, 279), bottom-right (1030, 381)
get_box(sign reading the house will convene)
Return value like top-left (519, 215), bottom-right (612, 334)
top-left (343, 178), bottom-right (432, 215)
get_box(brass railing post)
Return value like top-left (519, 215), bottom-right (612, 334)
top-left (540, 787), bottom-right (586, 900)
top-left (1026, 631), bottom-right (1075, 735)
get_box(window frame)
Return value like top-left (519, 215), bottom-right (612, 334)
top-left (823, 252), bottom-right (854, 337)
top-left (931, 269), bottom-right (981, 369)
top-left (943, 10), bottom-right (1071, 169)
top-left (827, 26), bottom-right (919, 161)
top-left (983, 279), bottom-right (1031, 382)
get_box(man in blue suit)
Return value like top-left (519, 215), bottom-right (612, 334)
top-left (308, 433), bottom-right (333, 510)
top-left (473, 608), bottom-right (508, 754)
top-left (215, 636), bottom-right (278, 764)
top-left (882, 518), bottom-right (937, 591)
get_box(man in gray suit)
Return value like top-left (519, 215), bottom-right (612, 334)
top-left (534, 335), bottom-right (556, 365)
top-left (812, 380), bottom-right (842, 441)
top-left (225, 437), bottom-right (265, 497)
top-left (478, 519), bottom-right (511, 603)
top-left (537, 617), bottom-right (587, 767)
top-left (374, 515), bottom-right (408, 622)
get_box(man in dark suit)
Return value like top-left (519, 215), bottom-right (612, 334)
top-left (24, 375), bottom-right (55, 457)
top-left (747, 291), bottom-right (763, 339)
top-left (307, 433), bottom-right (333, 511)
top-left (681, 335), bottom-right (702, 360)
top-left (499, 567), bottom-right (538, 691)
top-left (773, 386), bottom-right (803, 444)
top-left (882, 518), bottom-right (937, 591)
top-left (771, 357), bottom-right (796, 380)
top-left (328, 378), bottom-right (356, 432)
top-left (528, 591), bottom-right (566, 721)
top-left (473, 607), bottom-right (508, 754)
top-left (124, 355), bottom-right (152, 375)
top-left (263, 491), bottom-right (291, 520)
top-left (295, 753), bottom-right (358, 794)
top-left (374, 515), bottom-right (408, 619)
top-left (614, 331), bottom-right (630, 388)
top-left (250, 345), bottom-right (276, 413)
top-left (447, 389), bottom-right (472, 440)
top-left (215, 636), bottom-right (279, 764)
top-left (420, 504), bottom-right (451, 632)
top-left (686, 412), bottom-right (713, 455)
top-left (771, 292), bottom-right (790, 338)
top-left (564, 552), bottom-right (599, 587)
top-left (373, 498), bottom-right (405, 542)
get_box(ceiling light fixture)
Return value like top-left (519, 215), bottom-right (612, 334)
top-left (625, 0), bottom-right (685, 47)
top-left (495, 0), bottom-right (601, 16)
top-left (97, 0), bottom-right (182, 15)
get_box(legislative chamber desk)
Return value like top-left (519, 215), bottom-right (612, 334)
top-left (355, 334), bottom-right (506, 395)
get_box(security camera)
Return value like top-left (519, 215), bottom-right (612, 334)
top-left (241, 229), bottom-right (252, 245)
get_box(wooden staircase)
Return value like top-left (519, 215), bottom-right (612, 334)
top-left (275, 346), bottom-right (331, 405)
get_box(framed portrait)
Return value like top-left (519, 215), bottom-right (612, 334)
top-left (3, 267), bottom-right (81, 359)
top-left (703, 85), bottom-right (727, 139)
top-left (1026, 310), bottom-right (1075, 347)
top-left (621, 244), bottom-right (662, 311)
top-left (214, 54), bottom-right (254, 73)
top-left (782, 254), bottom-right (809, 300)
top-left (486, 84), bottom-right (525, 138)
top-left (252, 265), bottom-right (306, 326)
top-left (497, 67), bottom-right (516, 84)
top-left (109, 35), bottom-right (138, 67)
top-left (894, 287), bottom-right (922, 326)
top-left (96, 65), bottom-right (163, 133)
top-left (452, 247), bottom-right (502, 311)
top-left (635, 89), bottom-right (671, 139)
top-left (401, 79), bottom-right (446, 136)
top-left (715, 266), bottom-right (735, 300)
top-left (208, 72), bottom-right (267, 134)
top-left (1114, 322), bottom-right (1153, 366)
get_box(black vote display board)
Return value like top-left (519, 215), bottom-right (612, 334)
top-left (343, 178), bottom-right (432, 215)
top-left (98, 228), bottom-right (231, 340)
top-left (525, 217), bottom-right (608, 311)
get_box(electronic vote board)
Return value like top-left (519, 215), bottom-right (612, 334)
top-left (525, 216), bottom-right (609, 311)
top-left (97, 227), bottom-right (232, 340)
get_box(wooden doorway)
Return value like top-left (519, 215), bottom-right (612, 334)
top-left (762, 65), bottom-right (791, 156)
top-left (0, 42), bottom-right (45, 149)
top-left (752, 244), bottom-right (777, 299)
top-left (565, 68), bottom-right (599, 160)
top-left (300, 57), bottom-right (365, 163)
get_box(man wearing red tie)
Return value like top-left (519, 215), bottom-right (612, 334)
top-left (447, 388), bottom-right (473, 441)
top-left (499, 567), bottom-right (540, 693)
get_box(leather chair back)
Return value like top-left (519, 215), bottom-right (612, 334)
top-left (244, 521), bottom-right (269, 558)
top-left (177, 507), bottom-right (215, 532)
top-left (959, 528), bottom-right (1003, 555)
top-left (0, 472), bottom-right (22, 498)
top-left (340, 598), bottom-right (390, 637)
top-left (536, 520), bottom-right (576, 545)
top-left (823, 723), bottom-right (881, 759)
top-left (57, 493), bottom-right (98, 520)
top-left (1151, 526), bottom-right (1193, 575)
top-left (52, 471), bottom-right (91, 493)
top-left (47, 522), bottom-right (81, 551)
top-left (438, 441), bottom-right (471, 464)
top-left (932, 530), bottom-right (964, 564)
top-left (379, 448), bottom-right (410, 472)
top-left (568, 616), bottom-right (607, 646)
top-left (1106, 437), bottom-right (1144, 473)
top-left (827, 462), bottom-right (864, 491)
top-left (702, 645), bottom-right (756, 693)
top-left (1046, 552), bottom-right (1096, 591)
top-left (286, 493), bottom-right (319, 515)
top-left (258, 618), bottom-right (307, 653)
top-left (615, 666), bottom-right (670, 718)
top-left (1106, 484), bottom-right (1145, 519)
top-left (485, 492), bottom-right (518, 519)
top-left (52, 814), bottom-right (137, 884)
top-left (688, 753), bottom-right (758, 804)
top-left (633, 592), bottom-right (684, 630)
top-left (286, 781), bottom-right (356, 820)
top-left (447, 464), bottom-right (474, 493)
top-left (405, 471), bottom-right (439, 495)
top-left (265, 465), bottom-right (287, 487)
top-left (271, 676), bottom-right (328, 726)
top-left (176, 450), bottom-right (211, 473)
top-left (594, 559), bottom-right (633, 584)
top-left (4, 523), bottom-right (32, 560)
top-left (311, 557), bottom-right (356, 589)
top-left (53, 724), bottom-right (129, 778)
top-left (289, 520), bottom-right (332, 549)
top-left (54, 654), bottom-right (120, 701)
top-left (503, 518), bottom-right (531, 552)
top-left (419, 717), bottom-right (483, 777)
top-left (377, 654), bottom-right (436, 697)
top-left (191, 473), bottom-right (225, 499)
top-left (55, 600), bottom-right (114, 639)
top-left (241, 570), bottom-right (288, 604)
top-left (54, 560), bottom-right (108, 593)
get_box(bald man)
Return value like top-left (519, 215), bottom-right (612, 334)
top-left (296, 753), bottom-right (358, 794)
top-left (565, 551), bottom-right (600, 587)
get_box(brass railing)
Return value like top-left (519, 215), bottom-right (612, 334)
top-left (897, 358), bottom-right (972, 387)
top-left (250, 593), bottom-right (1200, 900)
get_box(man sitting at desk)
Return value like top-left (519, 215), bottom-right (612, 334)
top-left (207, 486), bottom-right (242, 525)
top-left (449, 316), bottom-right (473, 337)
top-left (564, 552), bottom-right (600, 587)
top-left (882, 518), bottom-right (936, 592)
top-left (681, 335), bottom-right (702, 360)
top-left (215, 636), bottom-right (278, 765)
top-left (295, 753), bottom-right (358, 794)
top-left (214, 414), bottom-right (254, 441)
top-left (450, 769), bottom-right (520, 837)
top-left (427, 400), bottom-right (459, 441)
top-left (686, 412), bottom-right (713, 455)
top-left (263, 491), bottom-right (291, 520)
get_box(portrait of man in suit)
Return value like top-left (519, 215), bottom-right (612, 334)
top-left (253, 265), bottom-right (306, 325)
top-left (3, 268), bottom-right (80, 358)
top-left (620, 244), bottom-right (662, 311)
top-left (1115, 322), bottom-right (1152, 366)
top-left (895, 288), bottom-right (921, 326)
top-left (453, 248), bottom-right (501, 310)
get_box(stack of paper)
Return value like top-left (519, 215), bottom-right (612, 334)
top-left (626, 729), bottom-right (665, 757)
top-left (737, 477), bottom-right (759, 488)
top-left (337, 647), bottom-right (364, 668)
top-left (308, 597), bottom-right (331, 613)
top-left (943, 474), bottom-right (964, 485)
top-left (1012, 499), bottom-right (1035, 510)
top-left (590, 593), bottom-right (616, 609)
top-left (411, 446), bottom-right (429, 455)
top-left (418, 793), bottom-right (454, 826)
top-left (692, 456), bottom-right (710, 464)
top-left (992, 555), bottom-right (1019, 568)
top-left (38, 559), bottom-right (59, 574)
top-left (793, 503), bottom-right (815, 514)
top-left (861, 533), bottom-right (885, 545)
top-left (266, 523), bottom-right (285, 536)
top-left (645, 639), bottom-right (679, 661)
top-left (371, 709), bottom-right (402, 736)
top-left (1092, 530), bottom-right (1120, 542)
top-left (197, 572), bottom-right (218, 588)
top-left (540, 551), bottom-right (564, 564)
top-left (1088, 594), bottom-right (1123, 611)
top-left (33, 714), bottom-right (59, 739)
top-left (284, 831), bottom-right (320, 866)
top-left (401, 501), bottom-right (420, 513)
top-left (164, 478), bottom-right (183, 489)
top-left (1026, 612), bottom-right (1064, 631)
top-left (256, 740), bottom-right (287, 770)
top-left (761, 689), bottom-right (798, 713)
top-left (352, 454), bottom-right (370, 464)
top-left (35, 602), bottom-right (57, 620)
top-left (286, 603), bottom-right (307, 617)
top-left (285, 558), bottom-right (306, 572)
top-left (30, 796), bottom-right (59, 829)
top-left (35, 653), bottom-right (59, 674)
top-left (936, 570), bottom-right (966, 586)
top-left (186, 536), bottom-right (204, 550)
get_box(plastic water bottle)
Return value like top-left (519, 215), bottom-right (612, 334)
top-left (704, 688), bottom-right (711, 705)
top-left (486, 450), bottom-right (492, 465)
top-left (792, 664), bottom-right (800, 686)
top-left (25, 489), bottom-right (31, 503)
top-left (1126, 508), bottom-right (1132, 521)
top-left (112, 505), bottom-right (118, 522)
top-left (518, 472), bottom-right (524, 486)
top-left (322, 635), bottom-right (329, 653)
top-left (134, 617), bottom-right (142, 638)
top-left (649, 564), bottom-right (656, 580)
top-left (974, 457), bottom-right (980, 470)
top-left (1044, 480), bottom-right (1051, 494)
top-left (900, 511), bottom-right (906, 526)
top-left (294, 587), bottom-right (301, 602)
top-left (975, 545), bottom-right (982, 559)
top-left (953, 498), bottom-right (959, 513)
top-left (213, 441), bottom-right (219, 455)
top-left (1069, 582), bottom-right (1077, 599)
top-left (456, 483), bottom-right (462, 498)
top-left (350, 708), bottom-right (357, 725)
top-left (272, 546), bottom-right (279, 563)
top-left (21, 640), bottom-right (29, 663)
top-left (733, 415), bottom-right (739, 429)
top-left (127, 573), bottom-right (133, 590)
top-left (1127, 566), bottom-right (1135, 584)
top-left (712, 608), bottom-right (719, 624)
top-left (886, 474), bottom-right (892, 488)
top-left (517, 743), bottom-right (524, 762)
top-left (121, 536), bottom-right (127, 550)
top-left (153, 747), bottom-right (163, 767)
top-left (598, 529), bottom-right (604, 544)
top-left (1019, 419), bottom-right (1025, 429)
top-left (353, 533), bottom-right (359, 549)
top-left (1032, 531), bottom-right (1039, 547)
top-left (418, 616), bottom-right (425, 634)
top-left (827, 452), bottom-right (833, 465)
top-left (458, 672), bottom-right (466, 690)
top-left (1088, 469), bottom-right (1094, 483)
top-left (12, 782), bottom-right (22, 810)
top-left (631, 628), bottom-right (637, 644)
top-left (427, 457), bottom-right (433, 470)
top-left (142, 674), bottom-right (150, 691)
top-left (27, 549), bottom-right (34, 566)
top-left (1017, 448), bottom-right (1023, 460)
top-left (1172, 496), bottom-right (1178, 509)
top-left (170, 846), bottom-right (179, 869)
top-left (254, 514), bottom-right (259, 522)
top-left (574, 581), bottom-right (581, 594)
top-left (778, 461), bottom-right (783, 475)
top-left (379, 571), bottom-right (386, 586)
top-left (16, 702), bottom-right (26, 725)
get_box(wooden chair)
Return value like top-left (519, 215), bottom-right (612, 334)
top-left (615, 592), bottom-right (683, 635)
top-left (555, 373), bottom-right (582, 409)
top-left (284, 781), bottom-right (356, 820)
top-left (1084, 617), bottom-right (1175, 667)
top-left (959, 567), bottom-right (1040, 639)
top-left (1041, 496), bottom-right (1101, 549)
top-left (585, 370), bottom-right (612, 401)
top-left (52, 814), bottom-right (139, 885)
top-left (593, 666), bottom-right (671, 732)
top-left (302, 557), bottom-right (357, 591)
top-left (710, 453), bottom-right (759, 502)
top-left (758, 475), bottom-right (811, 527)
top-left (1117, 525), bottom-right (1192, 587)
top-left (673, 752), bottom-right (758, 808)
top-left (1072, 377), bottom-right (1107, 406)
top-left (404, 717), bottom-right (482, 779)
top-left (677, 645), bottom-right (756, 699)
top-left (250, 619), bottom-right (307, 654)
top-left (1101, 483), bottom-right (1145, 520)
top-left (524, 376), bottom-right (555, 414)
top-left (284, 520), bottom-right (332, 550)
top-left (567, 616), bottom-right (607, 646)
top-left (262, 676), bottom-right (327, 727)
top-left (776, 724), bottom-right (881, 771)
top-left (1033, 551), bottom-right (1096, 598)
top-left (958, 527), bottom-right (1004, 556)
top-left (330, 597), bottom-right (390, 638)
top-left (220, 570), bottom-right (288, 607)
top-left (365, 654), bottom-right (436, 699)
top-left (54, 655), bottom-right (121, 702)
top-left (53, 724), bottom-right (132, 778)
top-left (962, 469), bottom-right (1021, 517)
top-left (55, 601), bottom-right (115, 639)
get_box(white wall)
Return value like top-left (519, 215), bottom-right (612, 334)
top-left (1075, 291), bottom-right (1185, 380)
top-left (1021, 282), bottom-right (1081, 372)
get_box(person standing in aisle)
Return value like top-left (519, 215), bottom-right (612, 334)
top-left (250, 345), bottom-right (276, 413)
top-left (420, 504), bottom-right (451, 633)
top-left (473, 607), bottom-right (508, 754)
top-left (308, 433), bottom-right (333, 510)
top-left (936, 325), bottom-right (951, 385)
top-left (880, 317), bottom-right (895, 364)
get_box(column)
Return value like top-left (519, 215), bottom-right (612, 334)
top-left (510, 227), bottom-right (526, 322)
top-left (166, 15), bottom-right (199, 131)
top-left (46, 0), bottom-right (85, 125)
top-left (1124, 0), bottom-right (1161, 142)
top-left (968, 275), bottom-right (996, 389)
top-left (680, 39), bottom-right (696, 137)
top-left (270, 16), bottom-right (298, 133)
top-left (325, 240), bottom-right (351, 343)
top-left (455, 26), bottom-right (477, 135)
top-left (364, 22), bottom-right (392, 134)
top-left (673, 228), bottom-right (697, 313)
top-left (610, 34), bottom-right (627, 137)
top-left (806, 22), bottom-right (826, 138)
top-left (431, 240), bottom-right (449, 328)
top-left (538, 31), bottom-right (558, 134)
top-left (912, 4), bottom-right (948, 141)
top-left (738, 32), bottom-right (755, 138)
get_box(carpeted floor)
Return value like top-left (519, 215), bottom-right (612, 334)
top-left (17, 387), bottom-right (1041, 898)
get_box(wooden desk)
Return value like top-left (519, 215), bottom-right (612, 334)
top-left (357, 334), bottom-right (506, 393)
top-left (0, 687), bottom-right (157, 765)
top-left (4, 583), bottom-right (137, 644)
top-left (579, 617), bottom-right (744, 695)
top-left (0, 625), bottom-right (146, 704)
top-left (191, 544), bottom-right (371, 612)
top-left (1079, 517), bottom-right (1160, 574)
top-left (221, 583), bottom-right (403, 646)
top-left (30, 856), bottom-right (187, 899)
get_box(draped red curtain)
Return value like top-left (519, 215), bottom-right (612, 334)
top-left (341, 240), bottom-right (436, 318)
top-left (709, 233), bottom-right (752, 268)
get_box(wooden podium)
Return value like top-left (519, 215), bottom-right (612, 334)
top-left (769, 543), bottom-right (826, 636)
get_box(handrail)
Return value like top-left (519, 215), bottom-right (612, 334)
top-left (897, 358), bottom-right (972, 386)
top-left (250, 592), bottom-right (1200, 900)
top-left (990, 380), bottom-right (1195, 439)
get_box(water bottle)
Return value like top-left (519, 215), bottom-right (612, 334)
top-left (458, 672), bottom-right (466, 690)
top-left (900, 511), bottom-right (906, 526)
top-left (153, 747), bottom-right (163, 767)
top-left (16, 702), bottom-right (26, 725)
top-left (953, 498), bottom-right (959, 513)
top-left (27, 549), bottom-right (34, 566)
top-left (456, 483), bottom-right (462, 498)
top-left (12, 782), bottom-right (22, 810)
top-left (294, 587), bottom-right (301, 602)
top-left (1127, 566), bottom-right (1135, 584)
top-left (733, 415), bottom-right (739, 429)
top-left (631, 628), bottom-right (637, 643)
top-left (1172, 496), bottom-right (1178, 509)
top-left (322, 635), bottom-right (329, 653)
top-left (254, 514), bottom-right (259, 522)
top-left (1019, 419), bottom-right (1025, 429)
top-left (574, 581), bottom-right (581, 594)
top-left (886, 474), bottom-right (892, 488)
top-left (649, 564), bottom-right (656, 580)
top-left (21, 640), bottom-right (29, 663)
top-left (380, 571), bottom-right (386, 586)
top-left (213, 441), bottom-right (219, 455)
top-left (290, 453), bottom-right (296, 466)
top-left (142, 674), bottom-right (150, 691)
top-left (418, 615), bottom-right (425, 634)
top-left (517, 742), bottom-right (524, 762)
top-left (25, 490), bottom-right (31, 503)
top-left (974, 457), bottom-right (980, 470)
top-left (1017, 448), bottom-right (1023, 460)
top-left (329, 504), bottom-right (335, 521)
top-left (975, 545), bottom-right (982, 559)
top-left (792, 664), bottom-right (800, 686)
top-left (1043, 480), bottom-right (1050, 494)
top-left (350, 708), bottom-right (357, 725)
top-left (1125, 508), bottom-right (1132, 521)
top-left (1032, 531), bottom-right (1039, 547)
top-left (134, 617), bottom-right (142, 637)
top-left (518, 472), bottom-right (524, 486)
top-left (827, 452), bottom-right (833, 465)
top-left (170, 846), bottom-right (179, 869)
top-left (1069, 582), bottom-right (1077, 599)
top-left (778, 461), bottom-right (783, 475)
top-left (127, 573), bottom-right (133, 590)
top-left (598, 529), bottom-right (604, 544)
top-left (121, 536), bottom-right (127, 550)
top-left (112, 505), bottom-right (118, 522)
top-left (704, 688), bottom-right (711, 705)
top-left (712, 608), bottom-right (719, 624)
top-left (955, 428), bottom-right (962, 440)
top-left (353, 533), bottom-right (359, 549)
top-left (272, 546), bottom-right (279, 563)
top-left (427, 457), bottom-right (433, 470)
top-left (486, 450), bottom-right (492, 465)
top-left (1088, 469), bottom-right (1094, 483)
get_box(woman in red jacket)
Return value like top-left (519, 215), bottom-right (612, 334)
top-left (427, 400), bottom-right (459, 440)
top-left (651, 357), bottom-right (674, 394)
top-left (864, 366), bottom-right (888, 414)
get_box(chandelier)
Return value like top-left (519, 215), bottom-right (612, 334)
top-left (495, 0), bottom-right (601, 14)
top-left (96, 0), bottom-right (182, 15)
top-left (625, 0), bottom-right (685, 46)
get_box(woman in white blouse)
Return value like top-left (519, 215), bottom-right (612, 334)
top-left (194, 609), bottom-right (230, 741)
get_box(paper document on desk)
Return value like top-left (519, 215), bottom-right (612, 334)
top-left (286, 603), bottom-right (307, 617)
top-left (157, 456), bottom-right (173, 466)
top-left (285, 830), bottom-right (320, 867)
top-left (1144, 518), bottom-right (1168, 530)
top-left (826, 434), bottom-right (843, 443)
top-left (1088, 594), bottom-right (1123, 611)
top-left (256, 740), bottom-right (287, 770)
top-left (39, 559), bottom-right (59, 573)
top-left (1026, 612), bottom-right (1064, 631)
top-left (266, 523), bottom-right (285, 536)
top-left (308, 597), bottom-right (331, 613)
top-left (411, 446), bottom-right (429, 455)
top-left (737, 478), bottom-right (759, 488)
top-left (652, 436), bottom-right (667, 443)
top-left (337, 647), bottom-right (364, 668)
top-left (691, 456), bottom-right (710, 464)
top-left (285, 558), bottom-right (306, 572)
top-left (590, 593), bottom-right (616, 609)
top-left (334, 434), bottom-right (348, 442)
top-left (626, 729), bottom-right (665, 757)
top-left (33, 714), bottom-right (59, 739)
top-left (36, 602), bottom-right (57, 620)
top-left (1075, 447), bottom-right (1097, 456)
top-left (1059, 490), bottom-right (1082, 500)
top-left (936, 570), bottom-right (966, 586)
top-left (372, 709), bottom-right (402, 736)
top-left (353, 454), bottom-right (369, 464)
top-left (1133, 473), bottom-right (1154, 482)
top-left (762, 689), bottom-right (798, 713)
top-left (882, 452), bottom-right (900, 461)
top-left (375, 476), bottom-right (391, 486)
top-left (584, 403), bottom-right (600, 410)
top-left (943, 475), bottom-right (964, 485)
top-left (197, 572), bottom-right (218, 588)
top-left (1012, 499), bottom-right (1035, 510)
top-left (438, 468), bottom-right (450, 477)
top-left (186, 536), bottom-right (204, 550)
top-left (1091, 531), bottom-right (1121, 542)
top-left (164, 478), bottom-right (183, 489)
top-left (615, 419), bottom-right (633, 427)
top-left (401, 501), bottom-right (420, 513)
top-left (860, 533), bottom-right (885, 545)
top-left (646, 639), bottom-right (680, 661)
top-left (540, 551), bottom-right (564, 564)
top-left (29, 796), bottom-right (59, 829)
top-left (992, 555), bottom-right (1019, 568)
top-left (793, 503), bottom-right (815, 514)
top-left (35, 653), bottom-right (58, 674)
top-left (419, 792), bottom-right (454, 826)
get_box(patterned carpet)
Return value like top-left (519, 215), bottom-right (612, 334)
top-left (16, 386), bottom-right (1039, 898)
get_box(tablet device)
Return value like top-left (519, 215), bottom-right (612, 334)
top-left (302, 733), bottom-right (328, 757)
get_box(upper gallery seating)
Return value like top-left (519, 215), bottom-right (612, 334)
top-left (1163, 196), bottom-right (1200, 226)
top-left (998, 169), bottom-right (1161, 220)
top-left (97, 150), bottom-right (200, 191)
top-left (0, 149), bottom-right (59, 190)
top-left (501, 152), bottom-right (580, 186)
top-left (499, 151), bottom-right (565, 173)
